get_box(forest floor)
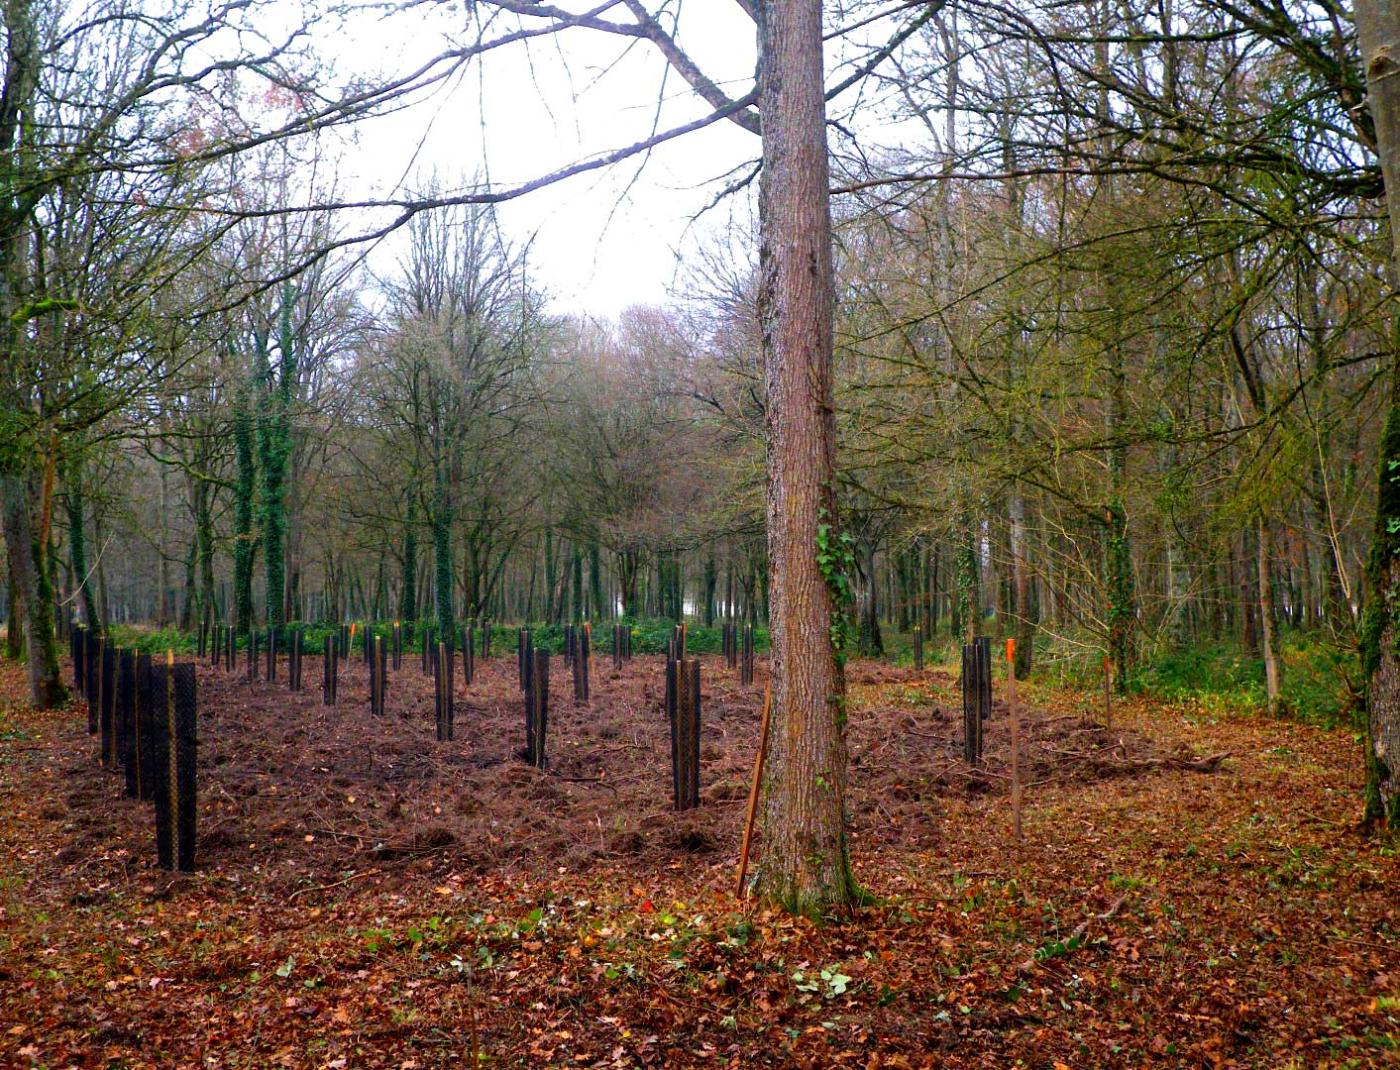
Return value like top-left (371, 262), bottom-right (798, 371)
top-left (0, 649), bottom-right (1396, 1068)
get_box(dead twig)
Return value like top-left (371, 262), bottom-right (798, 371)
top-left (286, 868), bottom-right (381, 902)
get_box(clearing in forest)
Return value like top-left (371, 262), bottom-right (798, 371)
top-left (0, 654), bottom-right (1395, 1068)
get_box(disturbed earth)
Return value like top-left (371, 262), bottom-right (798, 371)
top-left (0, 648), bottom-right (1396, 1067)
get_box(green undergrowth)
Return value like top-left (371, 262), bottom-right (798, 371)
top-left (1124, 636), bottom-right (1356, 728)
top-left (879, 625), bottom-right (1355, 729)
top-left (102, 617), bottom-right (770, 659)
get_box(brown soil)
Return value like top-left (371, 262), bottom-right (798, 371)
top-left (45, 653), bottom-right (1194, 891)
top-left (1, 653), bottom-right (1394, 1069)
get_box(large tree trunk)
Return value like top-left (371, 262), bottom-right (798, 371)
top-left (753, 0), bottom-right (855, 915)
top-left (1357, 0), bottom-right (1400, 827)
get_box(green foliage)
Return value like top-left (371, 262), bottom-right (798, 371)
top-left (8, 296), bottom-right (80, 324)
top-left (791, 963), bottom-right (852, 1000)
top-left (881, 627), bottom-right (960, 669)
top-left (816, 508), bottom-right (856, 667)
top-left (1125, 635), bottom-right (1354, 728)
top-left (105, 625), bottom-right (201, 654)
top-left (519, 619), bottom-right (769, 656)
top-left (105, 618), bottom-right (771, 659)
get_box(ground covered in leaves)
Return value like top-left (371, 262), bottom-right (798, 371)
top-left (0, 650), bottom-right (1396, 1067)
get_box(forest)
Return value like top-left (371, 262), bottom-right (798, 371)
top-left (2, 0), bottom-right (1399, 1066)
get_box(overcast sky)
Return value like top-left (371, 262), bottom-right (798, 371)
top-left (332, 6), bottom-right (766, 317)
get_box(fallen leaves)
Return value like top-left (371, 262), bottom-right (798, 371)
top-left (0, 656), bottom-right (1396, 1068)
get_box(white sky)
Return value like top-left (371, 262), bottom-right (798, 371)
top-left (336, 6), bottom-right (765, 316)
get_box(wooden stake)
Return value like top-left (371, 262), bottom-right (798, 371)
top-left (1007, 639), bottom-right (1022, 847)
top-left (735, 683), bottom-right (773, 899)
top-left (1103, 654), bottom-right (1112, 731)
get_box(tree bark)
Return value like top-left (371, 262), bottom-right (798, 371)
top-left (1258, 517), bottom-right (1281, 714)
top-left (1, 474), bottom-right (63, 706)
top-left (1009, 487), bottom-right (1034, 679)
top-left (401, 492), bottom-right (418, 628)
top-left (193, 472), bottom-right (216, 631)
top-left (432, 459), bottom-right (453, 636)
top-left (956, 508), bottom-right (979, 643)
top-left (63, 455), bottom-right (99, 631)
top-left (1357, 0), bottom-right (1400, 826)
top-left (232, 382), bottom-right (256, 634)
top-left (753, 0), bottom-right (855, 915)
top-left (5, 547), bottom-right (21, 658)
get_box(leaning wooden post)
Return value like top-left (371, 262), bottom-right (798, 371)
top-left (736, 683), bottom-right (773, 899)
top-left (913, 623), bottom-right (924, 671)
top-left (1007, 638), bottom-right (1022, 847)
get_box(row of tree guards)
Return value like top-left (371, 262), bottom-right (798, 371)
top-left (961, 636), bottom-right (1025, 845)
top-left (611, 623), bottom-right (633, 668)
top-left (70, 627), bottom-right (197, 871)
top-left (720, 621), bottom-right (756, 684)
top-left (72, 614), bottom-right (773, 874)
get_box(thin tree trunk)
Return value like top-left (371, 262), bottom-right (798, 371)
top-left (1009, 487), bottom-right (1034, 679)
top-left (5, 548), bottom-right (21, 658)
top-left (156, 463), bottom-right (171, 627)
top-left (232, 382), bottom-right (256, 634)
top-left (1258, 517), bottom-right (1281, 714)
top-left (64, 456), bottom-right (99, 630)
top-left (401, 492), bottom-right (418, 626)
top-left (1, 474), bottom-right (64, 706)
top-left (432, 459), bottom-right (453, 636)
